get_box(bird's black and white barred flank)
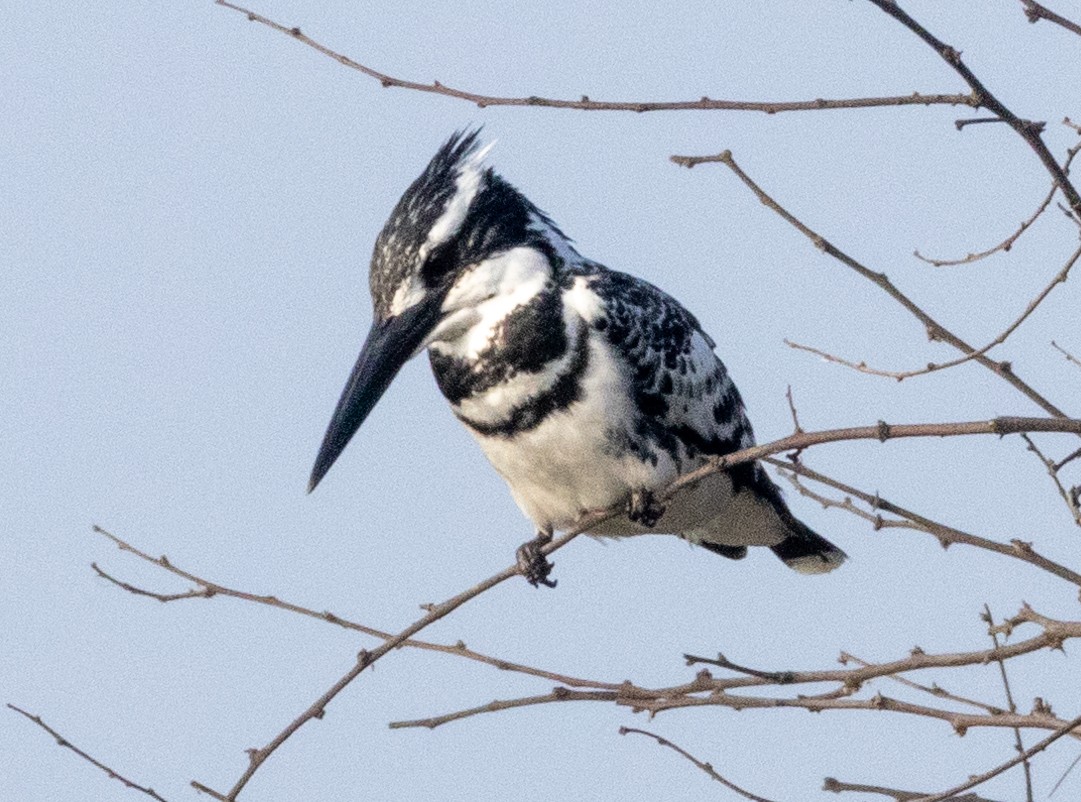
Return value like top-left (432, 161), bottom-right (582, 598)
top-left (310, 131), bottom-right (846, 585)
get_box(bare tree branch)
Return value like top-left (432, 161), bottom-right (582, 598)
top-left (1017, 0), bottom-right (1081, 38)
top-left (1020, 435), bottom-right (1081, 527)
top-left (914, 135), bottom-right (1081, 267)
top-left (769, 458), bottom-right (1081, 587)
top-left (619, 727), bottom-right (781, 802)
top-left (784, 242), bottom-right (1081, 381)
top-left (918, 712), bottom-right (1081, 802)
top-left (982, 605), bottom-right (1034, 802)
top-left (91, 529), bottom-right (622, 691)
top-left (672, 149), bottom-right (1075, 421)
top-left (7, 704), bottom-right (170, 802)
top-left (213, 0), bottom-right (977, 116)
top-left (769, 458), bottom-right (1081, 592)
top-left (823, 776), bottom-right (998, 801)
top-left (867, 0), bottom-right (1081, 219)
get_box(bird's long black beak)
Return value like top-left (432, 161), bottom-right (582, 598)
top-left (308, 297), bottom-right (443, 492)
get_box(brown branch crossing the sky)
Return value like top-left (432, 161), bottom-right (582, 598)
top-left (214, 0), bottom-right (976, 115)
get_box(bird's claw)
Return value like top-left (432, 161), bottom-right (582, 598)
top-left (516, 530), bottom-right (557, 588)
top-left (628, 489), bottom-right (665, 528)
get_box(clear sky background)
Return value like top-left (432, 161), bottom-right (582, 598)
top-left (4, 2), bottom-right (1081, 800)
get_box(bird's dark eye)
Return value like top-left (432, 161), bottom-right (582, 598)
top-left (421, 242), bottom-right (458, 286)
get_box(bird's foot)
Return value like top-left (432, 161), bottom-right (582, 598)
top-left (628, 489), bottom-right (665, 528)
top-left (516, 529), bottom-right (557, 589)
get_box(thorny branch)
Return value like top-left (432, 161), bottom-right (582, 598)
top-left (214, 0), bottom-right (977, 116)
top-left (823, 776), bottom-right (999, 801)
top-left (8, 704), bottom-right (170, 802)
top-left (91, 528), bottom-right (622, 692)
top-left (983, 605), bottom-right (1034, 802)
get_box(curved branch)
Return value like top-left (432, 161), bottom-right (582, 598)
top-left (914, 137), bottom-right (1081, 267)
top-left (214, 0), bottom-right (976, 116)
top-left (90, 532), bottom-right (622, 691)
top-left (8, 704), bottom-right (170, 802)
top-left (788, 236), bottom-right (1080, 379)
top-left (673, 149), bottom-right (1075, 421)
top-left (619, 728), bottom-right (780, 802)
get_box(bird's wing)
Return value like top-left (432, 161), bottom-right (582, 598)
top-left (584, 267), bottom-right (756, 470)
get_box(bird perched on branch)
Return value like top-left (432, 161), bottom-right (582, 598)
top-left (309, 131), bottom-right (846, 587)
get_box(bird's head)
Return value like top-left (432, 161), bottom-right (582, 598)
top-left (308, 130), bottom-right (570, 491)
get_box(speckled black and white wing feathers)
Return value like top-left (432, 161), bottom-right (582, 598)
top-left (579, 267), bottom-right (846, 574)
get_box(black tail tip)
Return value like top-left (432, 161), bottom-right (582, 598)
top-left (771, 530), bottom-right (847, 575)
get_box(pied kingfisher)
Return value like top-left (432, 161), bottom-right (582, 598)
top-left (309, 131), bottom-right (846, 586)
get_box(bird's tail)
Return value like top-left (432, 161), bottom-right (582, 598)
top-left (769, 511), bottom-right (847, 574)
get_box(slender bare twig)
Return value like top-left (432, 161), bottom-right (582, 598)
top-left (823, 776), bottom-right (998, 801)
top-left (1018, 0), bottom-right (1081, 38)
top-left (917, 713), bottom-right (1081, 802)
top-left (393, 602), bottom-right (1081, 733)
top-left (8, 704), bottom-right (170, 801)
top-left (983, 605), bottom-right (1034, 802)
top-left (619, 727), bottom-right (780, 802)
top-left (768, 458), bottom-right (1081, 587)
top-left (1049, 750), bottom-right (1081, 796)
top-left (180, 513), bottom-right (591, 799)
top-left (866, 0), bottom-right (1081, 219)
top-left (914, 138), bottom-right (1081, 267)
top-left (390, 676), bottom-right (1079, 737)
top-left (91, 530), bottom-right (622, 691)
top-left (213, 0), bottom-right (977, 116)
top-left (840, 652), bottom-right (1003, 717)
top-left (1020, 435), bottom-right (1081, 527)
top-left (672, 149), bottom-right (1074, 421)
top-left (1053, 341), bottom-right (1081, 371)
top-left (785, 243), bottom-right (1081, 380)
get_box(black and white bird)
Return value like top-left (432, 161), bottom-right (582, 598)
top-left (309, 131), bottom-right (846, 586)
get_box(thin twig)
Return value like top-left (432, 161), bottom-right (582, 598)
top-left (8, 704), bottom-right (170, 801)
top-left (823, 776), bottom-right (997, 801)
top-left (1020, 435), bottom-right (1081, 527)
top-left (1052, 341), bottom-right (1081, 371)
top-left (620, 727), bottom-right (780, 802)
top-left (672, 149), bottom-right (1075, 421)
top-left (213, 0), bottom-right (977, 116)
top-left (917, 712), bottom-right (1081, 802)
top-left (841, 652), bottom-right (1004, 716)
top-left (786, 243), bottom-right (1081, 380)
top-left (91, 530), bottom-right (622, 691)
top-left (768, 458), bottom-right (1081, 587)
top-left (867, 0), bottom-right (1081, 219)
top-left (983, 605), bottom-right (1033, 802)
top-left (914, 137), bottom-right (1081, 267)
top-left (1018, 0), bottom-right (1081, 38)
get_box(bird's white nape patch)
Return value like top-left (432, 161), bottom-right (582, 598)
top-left (423, 140), bottom-right (496, 256)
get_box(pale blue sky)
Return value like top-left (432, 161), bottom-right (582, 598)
top-left (4, 2), bottom-right (1081, 800)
